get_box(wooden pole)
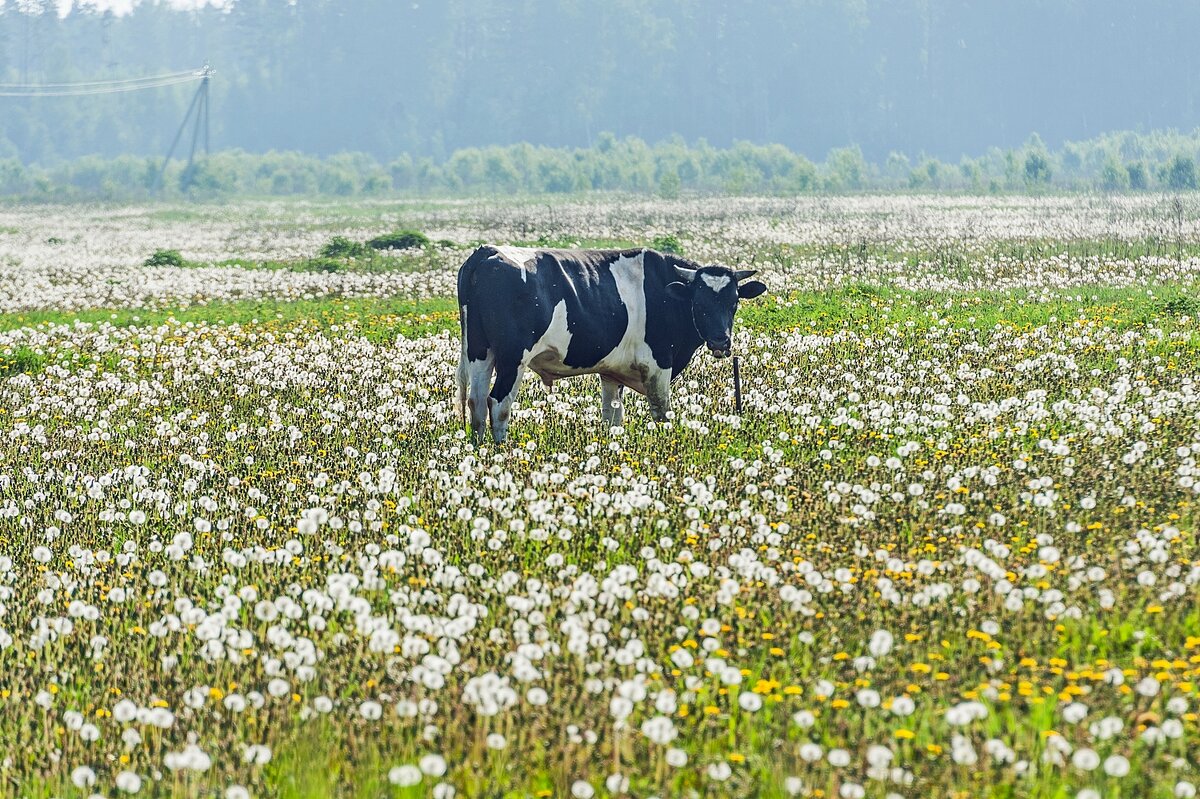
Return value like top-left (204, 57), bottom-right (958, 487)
top-left (732, 356), bottom-right (743, 414)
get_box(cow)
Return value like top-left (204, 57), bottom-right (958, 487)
top-left (455, 245), bottom-right (767, 443)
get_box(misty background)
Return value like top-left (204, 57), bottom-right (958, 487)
top-left (2, 0), bottom-right (1200, 197)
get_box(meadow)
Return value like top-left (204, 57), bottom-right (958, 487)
top-left (0, 194), bottom-right (1198, 799)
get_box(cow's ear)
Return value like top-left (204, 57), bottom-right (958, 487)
top-left (665, 281), bottom-right (692, 302)
top-left (737, 280), bottom-right (767, 299)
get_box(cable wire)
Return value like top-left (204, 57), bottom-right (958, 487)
top-left (0, 69), bottom-right (201, 90)
top-left (0, 74), bottom-right (202, 97)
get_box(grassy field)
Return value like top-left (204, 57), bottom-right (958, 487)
top-left (0, 196), bottom-right (1198, 798)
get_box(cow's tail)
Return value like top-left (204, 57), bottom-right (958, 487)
top-left (454, 257), bottom-right (475, 428)
top-left (455, 306), bottom-right (469, 426)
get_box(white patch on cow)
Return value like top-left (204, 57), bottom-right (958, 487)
top-left (594, 251), bottom-right (657, 382)
top-left (525, 298), bottom-right (572, 363)
top-left (493, 245), bottom-right (539, 283)
top-left (516, 251), bottom-right (668, 397)
top-left (701, 273), bottom-right (731, 292)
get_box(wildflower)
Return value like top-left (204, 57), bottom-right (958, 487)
top-left (641, 716), bottom-right (678, 745)
top-left (419, 754), bottom-right (447, 777)
top-left (706, 762), bottom-right (732, 781)
top-left (738, 692), bottom-right (763, 712)
top-left (71, 766), bottom-right (96, 788)
top-left (115, 771), bottom-right (142, 794)
top-left (1072, 748), bottom-right (1100, 771)
top-left (388, 766), bottom-right (421, 786)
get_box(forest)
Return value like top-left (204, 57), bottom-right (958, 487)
top-left (2, 0), bottom-right (1200, 171)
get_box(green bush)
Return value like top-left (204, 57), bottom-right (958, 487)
top-left (306, 257), bottom-right (345, 273)
top-left (319, 236), bottom-right (369, 259)
top-left (144, 249), bottom-right (186, 268)
top-left (651, 234), bottom-right (684, 255)
top-left (367, 230), bottom-right (430, 250)
top-left (1163, 296), bottom-right (1200, 316)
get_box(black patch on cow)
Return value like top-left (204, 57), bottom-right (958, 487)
top-left (640, 250), bottom-right (706, 379)
top-left (541, 250), bottom-right (629, 368)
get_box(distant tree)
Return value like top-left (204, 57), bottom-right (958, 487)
top-left (1100, 157), bottom-right (1130, 191)
top-left (1127, 161), bottom-right (1149, 190)
top-left (388, 155), bottom-right (416, 190)
top-left (825, 146), bottom-right (868, 191)
top-left (959, 159), bottom-right (982, 192)
top-left (484, 151), bottom-right (520, 194)
top-left (884, 151), bottom-right (911, 187)
top-left (1024, 152), bottom-right (1052, 187)
top-left (658, 169), bottom-right (681, 199)
top-left (1164, 154), bottom-right (1198, 190)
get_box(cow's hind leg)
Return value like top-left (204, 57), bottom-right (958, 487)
top-left (489, 357), bottom-right (526, 444)
top-left (466, 353), bottom-right (495, 444)
top-left (645, 368), bottom-right (673, 422)
top-left (600, 376), bottom-right (625, 428)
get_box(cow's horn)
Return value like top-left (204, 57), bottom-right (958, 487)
top-left (673, 266), bottom-right (697, 282)
top-left (733, 269), bottom-right (757, 281)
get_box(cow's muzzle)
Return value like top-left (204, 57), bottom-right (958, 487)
top-left (707, 342), bottom-right (732, 359)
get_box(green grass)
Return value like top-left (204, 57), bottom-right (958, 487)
top-left (512, 235), bottom-right (641, 250)
top-left (757, 236), bottom-right (1200, 265)
top-left (0, 296), bottom-right (459, 339)
top-left (4, 280), bottom-right (1194, 345)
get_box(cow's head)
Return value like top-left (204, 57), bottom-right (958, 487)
top-left (666, 267), bottom-right (767, 358)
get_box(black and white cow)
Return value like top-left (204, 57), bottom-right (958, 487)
top-left (455, 245), bottom-right (767, 442)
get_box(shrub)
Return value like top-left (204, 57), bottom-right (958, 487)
top-left (306, 257), bottom-right (344, 273)
top-left (320, 236), bottom-right (369, 259)
top-left (144, 249), bottom-right (186, 268)
top-left (1163, 296), bottom-right (1200, 317)
top-left (367, 230), bottom-right (430, 250)
top-left (651, 234), bottom-right (684, 255)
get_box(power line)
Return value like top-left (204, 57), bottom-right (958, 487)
top-left (0, 69), bottom-right (200, 90)
top-left (0, 70), bottom-right (205, 97)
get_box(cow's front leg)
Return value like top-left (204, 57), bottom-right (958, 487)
top-left (644, 368), bottom-right (673, 422)
top-left (488, 359), bottom-right (525, 443)
top-left (600, 376), bottom-right (625, 427)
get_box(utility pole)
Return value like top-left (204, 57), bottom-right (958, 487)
top-left (157, 63), bottom-right (213, 194)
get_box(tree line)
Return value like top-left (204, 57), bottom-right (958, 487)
top-left (3, 129), bottom-right (1200, 201)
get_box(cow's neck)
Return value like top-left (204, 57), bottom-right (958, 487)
top-left (657, 253), bottom-right (706, 380)
top-left (670, 337), bottom-right (704, 380)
